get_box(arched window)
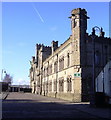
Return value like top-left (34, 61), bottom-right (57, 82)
top-left (49, 81), bottom-right (52, 92)
top-left (54, 80), bottom-right (57, 92)
top-left (71, 19), bottom-right (77, 28)
top-left (46, 82), bottom-right (48, 92)
top-left (59, 79), bottom-right (64, 92)
top-left (95, 50), bottom-right (101, 66)
top-left (49, 64), bottom-right (52, 75)
top-left (67, 77), bottom-right (72, 92)
top-left (67, 53), bottom-right (70, 67)
top-left (54, 61), bottom-right (58, 73)
top-left (59, 56), bottom-right (64, 71)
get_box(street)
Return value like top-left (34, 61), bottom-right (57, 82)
top-left (2, 92), bottom-right (111, 119)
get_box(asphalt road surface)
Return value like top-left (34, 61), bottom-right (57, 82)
top-left (2, 92), bottom-right (110, 120)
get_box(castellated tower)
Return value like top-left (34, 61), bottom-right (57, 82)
top-left (69, 8), bottom-right (90, 102)
top-left (35, 44), bottom-right (52, 67)
top-left (69, 8), bottom-right (89, 66)
top-left (51, 40), bottom-right (58, 54)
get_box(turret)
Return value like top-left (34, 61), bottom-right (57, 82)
top-left (51, 40), bottom-right (58, 54)
top-left (69, 8), bottom-right (89, 41)
top-left (69, 8), bottom-right (89, 65)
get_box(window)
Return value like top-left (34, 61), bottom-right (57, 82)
top-left (43, 83), bottom-right (45, 91)
top-left (46, 67), bottom-right (48, 76)
top-left (45, 82), bottom-right (47, 91)
top-left (46, 82), bottom-right (48, 92)
top-left (67, 53), bottom-right (70, 67)
top-left (104, 45), bottom-right (108, 64)
top-left (59, 56), bottom-right (64, 71)
top-left (71, 19), bottom-right (77, 28)
top-left (67, 77), bottom-right (72, 92)
top-left (59, 79), bottom-right (64, 92)
top-left (45, 68), bottom-right (47, 77)
top-left (54, 61), bottom-right (58, 73)
top-left (54, 80), bottom-right (57, 92)
top-left (49, 82), bottom-right (52, 92)
top-left (49, 64), bottom-right (52, 75)
top-left (74, 20), bottom-right (77, 28)
top-left (43, 68), bottom-right (45, 77)
top-left (95, 50), bottom-right (101, 66)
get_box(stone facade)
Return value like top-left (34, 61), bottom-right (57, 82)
top-left (29, 8), bottom-right (111, 102)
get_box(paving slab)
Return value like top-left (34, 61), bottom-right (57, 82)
top-left (2, 92), bottom-right (111, 119)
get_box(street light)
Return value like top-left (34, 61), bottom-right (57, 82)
top-left (1, 69), bottom-right (6, 81)
top-left (90, 26), bottom-right (101, 107)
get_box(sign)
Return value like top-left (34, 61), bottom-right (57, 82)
top-left (74, 73), bottom-right (81, 77)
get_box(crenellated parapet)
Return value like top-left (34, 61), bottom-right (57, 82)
top-left (71, 8), bottom-right (87, 15)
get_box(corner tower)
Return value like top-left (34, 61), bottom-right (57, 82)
top-left (70, 8), bottom-right (89, 40)
top-left (69, 8), bottom-right (89, 102)
top-left (69, 8), bottom-right (89, 65)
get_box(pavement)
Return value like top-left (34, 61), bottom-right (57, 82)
top-left (1, 92), bottom-right (111, 120)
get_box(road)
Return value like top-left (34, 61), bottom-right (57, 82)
top-left (2, 92), bottom-right (111, 119)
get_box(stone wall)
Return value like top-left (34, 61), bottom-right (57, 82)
top-left (30, 8), bottom-right (111, 103)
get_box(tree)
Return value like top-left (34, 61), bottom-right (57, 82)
top-left (3, 73), bottom-right (13, 85)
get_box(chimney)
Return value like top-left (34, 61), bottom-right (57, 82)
top-left (51, 41), bottom-right (58, 54)
top-left (32, 56), bottom-right (35, 63)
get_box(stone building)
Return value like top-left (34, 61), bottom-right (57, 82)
top-left (29, 8), bottom-right (111, 102)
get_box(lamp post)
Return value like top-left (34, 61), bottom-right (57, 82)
top-left (1, 69), bottom-right (6, 81)
top-left (90, 26), bottom-right (101, 107)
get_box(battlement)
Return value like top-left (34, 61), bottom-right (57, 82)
top-left (51, 40), bottom-right (58, 52)
top-left (71, 8), bottom-right (87, 16)
top-left (32, 56), bottom-right (35, 62)
top-left (36, 44), bottom-right (43, 50)
top-left (44, 46), bottom-right (51, 49)
top-left (36, 43), bottom-right (51, 51)
top-left (43, 46), bottom-right (51, 52)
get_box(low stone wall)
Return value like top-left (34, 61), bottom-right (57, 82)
top-left (56, 93), bottom-right (74, 101)
top-left (47, 93), bottom-right (55, 98)
top-left (46, 92), bottom-right (81, 102)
